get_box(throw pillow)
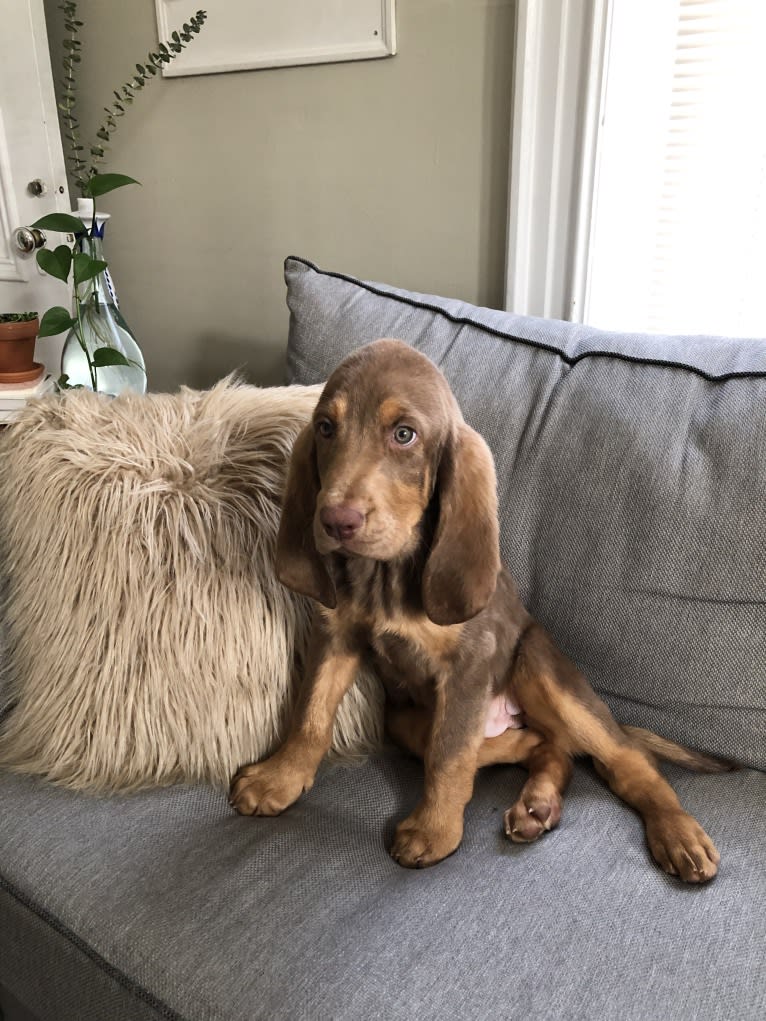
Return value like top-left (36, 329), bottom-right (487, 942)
top-left (0, 380), bottom-right (383, 791)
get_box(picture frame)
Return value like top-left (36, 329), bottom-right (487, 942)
top-left (155, 0), bottom-right (397, 77)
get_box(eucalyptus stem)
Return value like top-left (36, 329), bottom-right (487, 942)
top-left (58, 2), bottom-right (208, 188)
top-left (58, 1), bottom-right (87, 189)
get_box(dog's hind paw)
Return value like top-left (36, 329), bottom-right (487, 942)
top-left (503, 784), bottom-right (562, 844)
top-left (645, 811), bottom-right (720, 883)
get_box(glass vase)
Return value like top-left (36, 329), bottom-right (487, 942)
top-left (61, 212), bottom-right (146, 396)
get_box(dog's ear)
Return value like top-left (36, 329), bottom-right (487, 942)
top-left (275, 424), bottom-right (336, 608)
top-left (422, 423), bottom-right (500, 625)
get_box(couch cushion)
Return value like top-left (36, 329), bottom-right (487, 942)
top-left (1, 758), bottom-right (765, 1020)
top-left (284, 256), bottom-right (766, 770)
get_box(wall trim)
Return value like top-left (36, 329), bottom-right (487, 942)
top-left (504, 0), bottom-right (610, 322)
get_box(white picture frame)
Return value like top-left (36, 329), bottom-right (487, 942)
top-left (155, 0), bottom-right (397, 77)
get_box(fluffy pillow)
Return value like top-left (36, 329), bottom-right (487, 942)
top-left (0, 381), bottom-right (383, 792)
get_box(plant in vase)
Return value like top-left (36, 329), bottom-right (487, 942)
top-left (29, 3), bottom-right (207, 394)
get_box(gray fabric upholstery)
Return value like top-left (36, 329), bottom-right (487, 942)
top-left (285, 256), bottom-right (766, 770)
top-left (1, 757), bottom-right (765, 1021)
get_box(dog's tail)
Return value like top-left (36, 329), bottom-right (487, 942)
top-left (622, 725), bottom-right (737, 773)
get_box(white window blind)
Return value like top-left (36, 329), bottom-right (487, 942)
top-left (584, 0), bottom-right (766, 337)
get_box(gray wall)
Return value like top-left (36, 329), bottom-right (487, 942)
top-left (43, 0), bottom-right (515, 390)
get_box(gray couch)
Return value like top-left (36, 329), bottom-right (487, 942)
top-left (1, 256), bottom-right (764, 1021)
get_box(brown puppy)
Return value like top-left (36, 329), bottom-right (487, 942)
top-left (230, 339), bottom-right (728, 883)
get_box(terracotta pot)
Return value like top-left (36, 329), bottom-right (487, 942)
top-left (0, 318), bottom-right (42, 383)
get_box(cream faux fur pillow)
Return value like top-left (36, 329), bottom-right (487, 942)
top-left (0, 380), bottom-right (383, 792)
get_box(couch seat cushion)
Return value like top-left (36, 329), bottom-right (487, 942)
top-left (1, 757), bottom-right (765, 1020)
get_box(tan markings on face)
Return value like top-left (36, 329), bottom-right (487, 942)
top-left (323, 393), bottom-right (347, 423)
top-left (368, 474), bottom-right (429, 549)
top-left (314, 463), bottom-right (429, 559)
top-left (378, 397), bottom-right (407, 427)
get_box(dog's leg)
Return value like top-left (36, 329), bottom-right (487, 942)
top-left (387, 703), bottom-right (566, 843)
top-left (385, 704), bottom-right (432, 758)
top-left (389, 677), bottom-right (487, 869)
top-left (230, 621), bottom-right (360, 816)
top-left (513, 624), bottom-right (720, 883)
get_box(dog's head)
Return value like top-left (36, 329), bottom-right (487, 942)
top-left (276, 339), bottom-right (500, 625)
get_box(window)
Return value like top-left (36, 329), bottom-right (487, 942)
top-left (506, 0), bottom-right (766, 338)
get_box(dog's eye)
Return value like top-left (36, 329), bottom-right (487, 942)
top-left (393, 425), bottom-right (417, 446)
top-left (316, 418), bottom-right (335, 439)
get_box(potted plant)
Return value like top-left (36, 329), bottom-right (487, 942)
top-left (28, 3), bottom-right (207, 394)
top-left (0, 313), bottom-right (42, 384)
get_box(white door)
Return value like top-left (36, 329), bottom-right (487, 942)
top-left (0, 0), bottom-right (71, 373)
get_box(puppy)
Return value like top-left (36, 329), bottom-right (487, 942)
top-left (231, 339), bottom-right (728, 883)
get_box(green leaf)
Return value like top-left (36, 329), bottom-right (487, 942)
top-left (37, 244), bottom-right (72, 283)
top-left (29, 212), bottom-right (85, 233)
top-left (82, 173), bottom-right (140, 198)
top-left (38, 306), bottom-right (76, 338)
top-left (73, 252), bottom-right (108, 286)
top-left (92, 347), bottom-right (131, 368)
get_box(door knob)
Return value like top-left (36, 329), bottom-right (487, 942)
top-left (13, 226), bottom-right (47, 254)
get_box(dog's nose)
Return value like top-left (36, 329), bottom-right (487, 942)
top-left (320, 504), bottom-right (365, 542)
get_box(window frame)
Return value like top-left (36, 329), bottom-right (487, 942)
top-left (504, 0), bottom-right (610, 321)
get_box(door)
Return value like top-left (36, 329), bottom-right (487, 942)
top-left (0, 0), bottom-right (70, 373)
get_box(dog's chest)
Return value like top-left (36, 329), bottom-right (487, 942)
top-left (332, 559), bottom-right (463, 692)
top-left (369, 613), bottom-right (462, 694)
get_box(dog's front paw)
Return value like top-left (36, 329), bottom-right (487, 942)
top-left (229, 754), bottom-right (313, 817)
top-left (390, 812), bottom-right (463, 869)
top-left (503, 782), bottom-right (562, 843)
top-left (646, 811), bottom-right (720, 883)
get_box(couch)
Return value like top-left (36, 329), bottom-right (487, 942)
top-left (1, 256), bottom-right (764, 1021)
